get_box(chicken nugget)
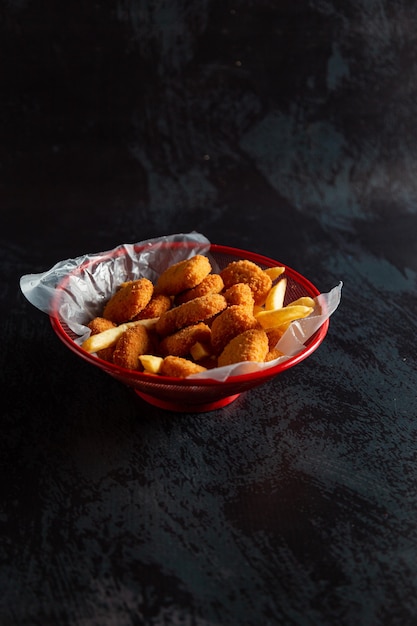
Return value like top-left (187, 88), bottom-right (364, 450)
top-left (175, 273), bottom-right (224, 305)
top-left (103, 278), bottom-right (154, 324)
top-left (132, 293), bottom-right (172, 320)
top-left (113, 324), bottom-right (154, 370)
top-left (159, 322), bottom-right (211, 357)
top-left (265, 348), bottom-right (284, 362)
top-left (87, 316), bottom-right (116, 334)
top-left (159, 355), bottom-right (207, 378)
top-left (218, 329), bottom-right (269, 368)
top-left (210, 305), bottom-right (261, 355)
top-left (220, 260), bottom-right (272, 306)
top-left (87, 316), bottom-right (117, 362)
top-left (155, 293), bottom-right (227, 337)
top-left (265, 327), bottom-right (286, 350)
top-left (155, 255), bottom-right (211, 296)
top-left (223, 283), bottom-right (254, 310)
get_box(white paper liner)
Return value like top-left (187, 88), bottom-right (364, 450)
top-left (20, 231), bottom-right (342, 382)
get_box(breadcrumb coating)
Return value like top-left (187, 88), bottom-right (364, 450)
top-left (218, 329), bottom-right (269, 367)
top-left (132, 293), bottom-right (172, 320)
top-left (87, 317), bottom-right (117, 362)
top-left (265, 327), bottom-right (286, 350)
top-left (265, 348), bottom-right (284, 362)
top-left (159, 322), bottom-right (211, 357)
top-left (155, 293), bottom-right (227, 337)
top-left (175, 273), bottom-right (224, 305)
top-left (103, 278), bottom-right (154, 323)
top-left (113, 324), bottom-right (154, 370)
top-left (159, 355), bottom-right (207, 377)
top-left (223, 283), bottom-right (254, 309)
top-left (155, 255), bottom-right (211, 296)
top-left (220, 260), bottom-right (272, 306)
top-left (210, 305), bottom-right (261, 355)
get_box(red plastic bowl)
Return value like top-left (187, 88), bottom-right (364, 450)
top-left (50, 242), bottom-right (329, 412)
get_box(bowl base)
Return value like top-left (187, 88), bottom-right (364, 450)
top-left (134, 390), bottom-right (241, 413)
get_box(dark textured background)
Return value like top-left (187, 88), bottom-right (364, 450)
top-left (2, 1), bottom-right (417, 624)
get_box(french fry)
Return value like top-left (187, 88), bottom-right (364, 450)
top-left (264, 266), bottom-right (286, 280)
top-left (139, 354), bottom-right (163, 374)
top-left (82, 324), bottom-right (129, 353)
top-left (82, 318), bottom-right (158, 353)
top-left (255, 304), bottom-right (314, 329)
top-left (190, 341), bottom-right (211, 361)
top-left (286, 296), bottom-right (316, 308)
top-left (264, 278), bottom-right (287, 310)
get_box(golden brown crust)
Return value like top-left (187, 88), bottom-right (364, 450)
top-left (218, 329), bottom-right (269, 367)
top-left (87, 317), bottom-right (117, 362)
top-left (159, 355), bottom-right (207, 378)
top-left (155, 293), bottom-right (227, 337)
top-left (87, 316), bottom-right (117, 334)
top-left (132, 293), bottom-right (172, 320)
top-left (175, 273), bottom-right (224, 305)
top-left (158, 322), bottom-right (212, 357)
top-left (210, 305), bottom-right (261, 355)
top-left (265, 327), bottom-right (286, 350)
top-left (155, 255), bottom-right (211, 296)
top-left (220, 260), bottom-right (272, 306)
top-left (103, 278), bottom-right (154, 323)
top-left (265, 348), bottom-right (284, 362)
top-left (223, 283), bottom-right (254, 309)
top-left (112, 324), bottom-right (154, 370)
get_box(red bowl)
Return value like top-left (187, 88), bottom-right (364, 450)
top-left (50, 242), bottom-right (329, 412)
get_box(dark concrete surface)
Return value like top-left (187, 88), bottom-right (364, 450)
top-left (2, 1), bottom-right (417, 624)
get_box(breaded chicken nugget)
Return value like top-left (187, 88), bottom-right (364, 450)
top-left (210, 305), bottom-right (261, 355)
top-left (132, 293), bottom-right (172, 320)
top-left (87, 316), bottom-right (116, 334)
top-left (159, 355), bottom-right (207, 378)
top-left (265, 348), bottom-right (284, 362)
top-left (218, 329), bottom-right (269, 368)
top-left (159, 322), bottom-right (211, 357)
top-left (265, 327), bottom-right (286, 350)
top-left (175, 273), bottom-right (224, 305)
top-left (103, 278), bottom-right (154, 324)
top-left (223, 283), bottom-right (254, 310)
top-left (220, 260), bottom-right (272, 306)
top-left (155, 293), bottom-right (227, 337)
top-left (113, 324), bottom-right (154, 370)
top-left (155, 255), bottom-right (211, 296)
top-left (87, 316), bottom-right (117, 362)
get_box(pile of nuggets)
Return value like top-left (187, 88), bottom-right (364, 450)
top-left (81, 254), bottom-right (315, 378)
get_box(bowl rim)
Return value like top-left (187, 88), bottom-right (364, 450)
top-left (49, 242), bottom-right (329, 387)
